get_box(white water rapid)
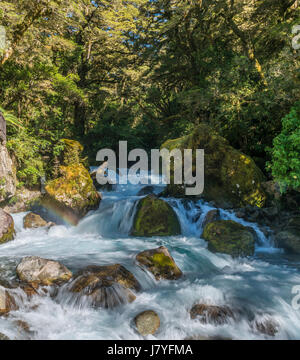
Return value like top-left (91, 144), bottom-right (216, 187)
top-left (0, 171), bottom-right (300, 340)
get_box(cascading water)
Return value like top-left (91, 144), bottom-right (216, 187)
top-left (1, 171), bottom-right (300, 340)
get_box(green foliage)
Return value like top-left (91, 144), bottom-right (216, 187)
top-left (6, 131), bottom-right (47, 187)
top-left (268, 103), bottom-right (300, 192)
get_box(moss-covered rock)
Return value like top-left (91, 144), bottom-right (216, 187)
top-left (136, 246), bottom-right (182, 280)
top-left (161, 124), bottom-right (266, 208)
top-left (23, 212), bottom-right (48, 229)
top-left (0, 209), bottom-right (15, 244)
top-left (201, 220), bottom-right (256, 257)
top-left (16, 256), bottom-right (72, 287)
top-left (44, 163), bottom-right (101, 225)
top-left (69, 264), bottom-right (141, 308)
top-left (275, 216), bottom-right (300, 254)
top-left (134, 310), bottom-right (160, 336)
top-left (131, 195), bottom-right (181, 237)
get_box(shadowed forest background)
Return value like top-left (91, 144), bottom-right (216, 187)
top-left (0, 0), bottom-right (299, 193)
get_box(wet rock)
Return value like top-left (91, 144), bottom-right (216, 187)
top-left (201, 220), bottom-right (256, 257)
top-left (0, 286), bottom-right (17, 315)
top-left (190, 304), bottom-right (235, 325)
top-left (0, 333), bottom-right (10, 340)
top-left (137, 186), bottom-right (155, 196)
top-left (134, 310), bottom-right (160, 336)
top-left (131, 195), bottom-right (181, 237)
top-left (275, 216), bottom-right (300, 254)
top-left (0, 209), bottom-right (15, 244)
top-left (16, 256), bottom-right (72, 286)
top-left (44, 163), bottom-right (101, 225)
top-left (23, 212), bottom-right (48, 229)
top-left (254, 318), bottom-right (279, 337)
top-left (69, 264), bottom-right (141, 309)
top-left (202, 209), bottom-right (220, 228)
top-left (136, 246), bottom-right (182, 280)
top-left (161, 124), bottom-right (266, 208)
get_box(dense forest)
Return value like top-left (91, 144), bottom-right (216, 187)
top-left (0, 0), bottom-right (299, 192)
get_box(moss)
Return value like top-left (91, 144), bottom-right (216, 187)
top-left (60, 139), bottom-right (84, 166)
top-left (44, 163), bottom-right (100, 223)
top-left (202, 220), bottom-right (255, 257)
top-left (0, 221), bottom-right (15, 244)
top-left (136, 246), bottom-right (182, 280)
top-left (131, 195), bottom-right (181, 237)
top-left (161, 124), bottom-right (266, 208)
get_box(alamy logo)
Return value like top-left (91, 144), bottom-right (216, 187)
top-left (0, 26), bottom-right (6, 51)
top-left (95, 141), bottom-right (204, 196)
top-left (292, 25), bottom-right (300, 50)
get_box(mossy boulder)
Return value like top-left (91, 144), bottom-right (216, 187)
top-left (201, 220), bottom-right (256, 257)
top-left (16, 256), bottom-right (72, 287)
top-left (161, 124), bottom-right (266, 208)
top-left (69, 264), bottom-right (141, 308)
top-left (44, 163), bottom-right (101, 225)
top-left (136, 246), bottom-right (182, 280)
top-left (275, 216), bottom-right (300, 254)
top-left (134, 310), bottom-right (160, 336)
top-left (0, 209), bottom-right (15, 244)
top-left (131, 195), bottom-right (181, 237)
top-left (23, 212), bottom-right (48, 229)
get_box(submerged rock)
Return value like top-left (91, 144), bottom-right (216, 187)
top-left (275, 216), bottom-right (300, 254)
top-left (44, 163), bottom-right (101, 225)
top-left (254, 317), bottom-right (279, 337)
top-left (0, 209), bottom-right (15, 244)
top-left (201, 220), bottom-right (256, 257)
top-left (0, 286), bottom-right (17, 315)
top-left (136, 246), bottom-right (182, 280)
top-left (134, 310), bottom-right (160, 336)
top-left (23, 212), bottom-right (48, 229)
top-left (161, 124), bottom-right (266, 208)
top-left (190, 304), bottom-right (235, 325)
top-left (69, 264), bottom-right (141, 309)
top-left (131, 195), bottom-right (181, 237)
top-left (16, 256), bottom-right (72, 286)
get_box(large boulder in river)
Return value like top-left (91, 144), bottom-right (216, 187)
top-left (201, 220), bottom-right (256, 257)
top-left (134, 310), bottom-right (160, 336)
top-left (0, 112), bottom-right (16, 203)
top-left (136, 246), bottom-right (182, 280)
top-left (16, 256), bottom-right (72, 286)
top-left (43, 163), bottom-right (101, 225)
top-left (0, 209), bottom-right (15, 244)
top-left (0, 286), bottom-right (17, 315)
top-left (275, 216), bottom-right (300, 254)
top-left (161, 124), bottom-right (266, 208)
top-left (69, 264), bottom-right (141, 308)
top-left (131, 195), bottom-right (181, 237)
top-left (23, 212), bottom-right (48, 229)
